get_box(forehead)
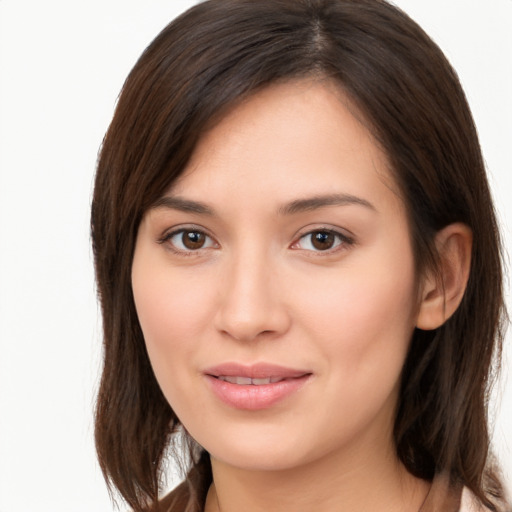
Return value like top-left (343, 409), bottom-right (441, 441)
top-left (169, 79), bottom-right (402, 214)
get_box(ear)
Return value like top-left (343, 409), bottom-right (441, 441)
top-left (416, 223), bottom-right (472, 330)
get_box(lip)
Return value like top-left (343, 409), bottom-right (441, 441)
top-left (204, 362), bottom-right (312, 410)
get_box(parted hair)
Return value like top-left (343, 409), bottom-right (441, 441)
top-left (91, 1), bottom-right (508, 511)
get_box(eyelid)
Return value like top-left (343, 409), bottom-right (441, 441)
top-left (156, 223), bottom-right (354, 255)
top-left (290, 226), bottom-right (355, 253)
top-left (157, 225), bottom-right (219, 254)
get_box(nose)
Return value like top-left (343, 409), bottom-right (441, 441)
top-left (213, 251), bottom-right (291, 342)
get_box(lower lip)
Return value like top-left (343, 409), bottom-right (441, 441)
top-left (205, 374), bottom-right (311, 410)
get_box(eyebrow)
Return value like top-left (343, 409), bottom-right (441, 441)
top-left (151, 196), bottom-right (215, 215)
top-left (278, 193), bottom-right (376, 215)
top-left (151, 192), bottom-right (376, 216)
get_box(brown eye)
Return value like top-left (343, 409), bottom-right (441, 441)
top-left (296, 230), bottom-right (349, 252)
top-left (182, 231), bottom-right (206, 249)
top-left (166, 229), bottom-right (216, 251)
top-left (311, 231), bottom-right (335, 250)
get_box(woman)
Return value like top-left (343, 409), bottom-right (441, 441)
top-left (91, 1), bottom-right (510, 511)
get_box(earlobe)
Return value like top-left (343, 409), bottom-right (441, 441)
top-left (416, 223), bottom-right (472, 331)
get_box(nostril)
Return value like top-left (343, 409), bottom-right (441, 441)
top-left (213, 277), bottom-right (292, 341)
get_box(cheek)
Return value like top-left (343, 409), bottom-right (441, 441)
top-left (283, 256), bottom-right (418, 454)
top-left (131, 251), bottom-right (216, 405)
top-left (301, 265), bottom-right (415, 330)
top-left (133, 271), bottom-right (209, 348)
top-left (295, 247), bottom-right (418, 389)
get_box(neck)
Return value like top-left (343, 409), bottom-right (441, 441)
top-left (205, 435), bottom-right (429, 512)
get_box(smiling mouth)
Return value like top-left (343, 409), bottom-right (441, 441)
top-left (204, 365), bottom-right (312, 409)
top-left (204, 362), bottom-right (311, 380)
top-left (216, 376), bottom-right (288, 385)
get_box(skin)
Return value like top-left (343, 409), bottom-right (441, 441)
top-left (131, 80), bottom-right (470, 512)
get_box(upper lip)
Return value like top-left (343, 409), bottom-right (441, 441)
top-left (204, 362), bottom-right (311, 379)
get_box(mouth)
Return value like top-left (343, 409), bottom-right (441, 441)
top-left (204, 363), bottom-right (312, 410)
top-left (216, 376), bottom-right (288, 385)
top-left (204, 362), bottom-right (311, 380)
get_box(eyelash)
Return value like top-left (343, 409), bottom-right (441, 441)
top-left (158, 226), bottom-right (354, 256)
top-left (158, 227), bottom-right (218, 256)
top-left (292, 228), bottom-right (354, 254)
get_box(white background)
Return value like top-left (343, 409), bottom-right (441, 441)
top-left (0, 1), bottom-right (510, 510)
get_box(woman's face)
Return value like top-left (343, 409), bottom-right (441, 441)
top-left (132, 80), bottom-right (422, 472)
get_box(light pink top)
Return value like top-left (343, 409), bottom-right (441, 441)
top-left (420, 472), bottom-right (494, 512)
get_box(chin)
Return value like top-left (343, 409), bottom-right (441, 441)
top-left (210, 445), bottom-right (309, 472)
top-left (192, 426), bottom-right (336, 471)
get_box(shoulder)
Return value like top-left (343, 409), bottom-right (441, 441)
top-left (459, 487), bottom-right (512, 512)
top-left (149, 481), bottom-right (191, 512)
top-left (460, 488), bottom-right (490, 512)
top-left (155, 454), bottom-right (212, 512)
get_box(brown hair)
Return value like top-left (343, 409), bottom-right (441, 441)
top-left (91, 0), bottom-right (508, 510)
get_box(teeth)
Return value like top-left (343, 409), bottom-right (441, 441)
top-left (217, 376), bottom-right (284, 385)
top-left (252, 378), bottom-right (271, 385)
top-left (235, 376), bottom-right (252, 385)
